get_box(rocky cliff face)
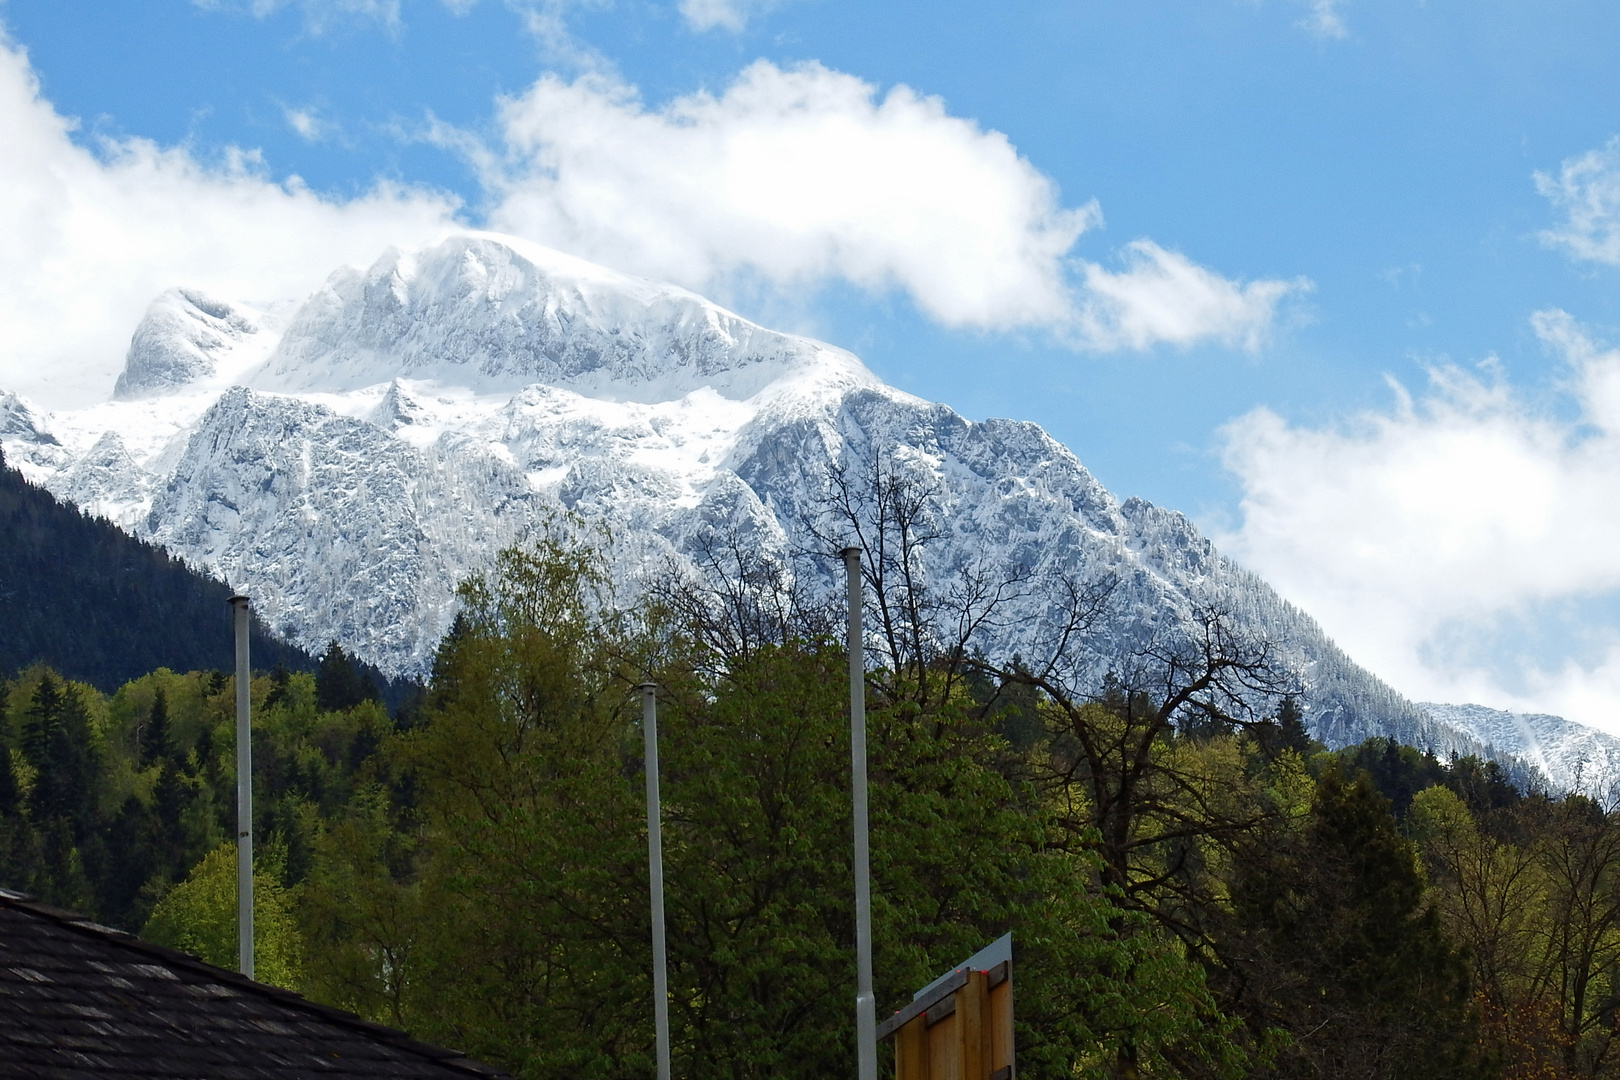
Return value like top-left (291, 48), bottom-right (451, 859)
top-left (0, 231), bottom-right (1544, 778)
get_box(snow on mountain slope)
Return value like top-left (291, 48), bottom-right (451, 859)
top-left (1422, 703), bottom-right (1620, 796)
top-left (250, 233), bottom-right (872, 403)
top-left (0, 232), bottom-right (1530, 778)
top-left (114, 289), bottom-right (276, 400)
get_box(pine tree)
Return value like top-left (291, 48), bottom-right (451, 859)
top-left (140, 686), bottom-right (172, 768)
top-left (1233, 767), bottom-right (1488, 1079)
top-left (1277, 694), bottom-right (1312, 755)
top-left (1254, 694), bottom-right (1316, 759)
top-left (316, 642), bottom-right (379, 713)
top-left (22, 671), bottom-right (63, 775)
top-left (0, 747), bottom-right (17, 818)
top-left (36, 683), bottom-right (96, 833)
top-left (264, 663), bottom-right (292, 710)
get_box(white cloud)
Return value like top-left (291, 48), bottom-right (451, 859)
top-left (1538, 137), bottom-right (1620, 265)
top-left (1297, 0), bottom-right (1349, 41)
top-left (282, 104), bottom-right (332, 142)
top-left (0, 32), bottom-right (458, 409)
top-left (191, 0), bottom-right (403, 35)
top-left (462, 61), bottom-right (1301, 346)
top-left (474, 62), bottom-right (1088, 329)
top-left (679, 0), bottom-right (782, 33)
top-left (0, 24), bottom-right (1300, 417)
top-left (1076, 240), bottom-right (1307, 352)
top-left (1217, 310), bottom-right (1620, 733)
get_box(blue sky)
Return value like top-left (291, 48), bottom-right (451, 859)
top-left (5, 0), bottom-right (1620, 730)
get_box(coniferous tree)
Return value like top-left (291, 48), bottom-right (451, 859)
top-left (1275, 694), bottom-right (1312, 755)
top-left (17, 676), bottom-right (100, 912)
top-left (264, 663), bottom-right (292, 710)
top-left (140, 686), bottom-right (172, 768)
top-left (0, 745), bottom-right (28, 890)
top-left (316, 642), bottom-right (380, 713)
top-left (0, 745), bottom-right (17, 818)
top-left (22, 671), bottom-right (63, 776)
top-left (43, 684), bottom-right (97, 833)
top-left (151, 761), bottom-right (189, 881)
top-left (0, 447), bottom-right (319, 692)
top-left (1232, 767), bottom-right (1487, 1079)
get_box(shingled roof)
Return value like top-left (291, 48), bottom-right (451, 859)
top-left (0, 887), bottom-right (513, 1079)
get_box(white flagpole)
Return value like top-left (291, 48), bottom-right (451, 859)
top-left (841, 548), bottom-right (877, 1080)
top-left (641, 683), bottom-right (671, 1080)
top-left (230, 594), bottom-right (254, 980)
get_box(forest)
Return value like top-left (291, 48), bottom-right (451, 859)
top-left (0, 447), bottom-right (329, 692)
top-left (2, 478), bottom-right (1618, 1080)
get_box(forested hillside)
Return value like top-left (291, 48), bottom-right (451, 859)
top-left (0, 448), bottom-right (398, 699)
top-left (4, 527), bottom-right (1615, 1079)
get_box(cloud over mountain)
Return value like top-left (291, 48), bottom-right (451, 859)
top-left (1218, 311), bottom-right (1620, 734)
top-left (0, 26), bottom-right (1303, 413)
top-left (459, 60), bottom-right (1305, 348)
top-left (0, 32), bottom-right (457, 409)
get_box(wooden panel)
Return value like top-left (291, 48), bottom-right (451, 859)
top-left (887, 961), bottom-right (1014, 1080)
top-left (957, 970), bottom-right (986, 1080)
top-left (927, 1010), bottom-right (960, 1080)
top-left (896, 1015), bottom-right (930, 1080)
top-left (987, 976), bottom-right (1012, 1077)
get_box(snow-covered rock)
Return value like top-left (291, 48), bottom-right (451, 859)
top-left (1422, 703), bottom-right (1620, 796)
top-left (251, 234), bottom-right (870, 403)
top-left (0, 231), bottom-right (1538, 780)
top-left (114, 289), bottom-right (268, 399)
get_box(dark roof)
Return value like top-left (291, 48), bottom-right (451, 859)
top-left (0, 888), bottom-right (513, 1079)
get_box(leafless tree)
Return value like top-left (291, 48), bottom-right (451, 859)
top-left (799, 452), bottom-right (1119, 709)
top-left (645, 522), bottom-right (835, 681)
top-left (988, 608), bottom-right (1298, 927)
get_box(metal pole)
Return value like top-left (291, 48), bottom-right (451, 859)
top-left (230, 594), bottom-right (254, 981)
top-left (841, 547), bottom-right (877, 1080)
top-left (642, 683), bottom-right (671, 1080)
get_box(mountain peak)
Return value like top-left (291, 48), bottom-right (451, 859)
top-left (0, 232), bottom-right (1555, 789)
top-left (114, 288), bottom-right (272, 400)
top-left (246, 232), bottom-right (873, 403)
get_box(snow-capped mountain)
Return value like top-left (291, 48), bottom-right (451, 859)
top-left (0, 232), bottom-right (1535, 778)
top-left (1421, 703), bottom-right (1620, 797)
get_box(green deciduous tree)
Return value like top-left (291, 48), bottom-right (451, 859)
top-left (142, 841), bottom-right (304, 990)
top-left (399, 538), bottom-right (649, 1077)
top-left (1232, 768), bottom-right (1487, 1080)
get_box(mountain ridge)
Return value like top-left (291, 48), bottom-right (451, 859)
top-left (0, 231), bottom-right (1552, 784)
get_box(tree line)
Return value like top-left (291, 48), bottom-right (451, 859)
top-left (1, 463), bottom-right (1616, 1078)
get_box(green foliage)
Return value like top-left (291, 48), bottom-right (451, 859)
top-left (395, 539), bottom-right (649, 1077)
top-left (143, 841), bottom-right (304, 989)
top-left (299, 783), bottom-right (420, 1028)
top-left (1230, 767), bottom-right (1488, 1079)
top-left (4, 524), bottom-right (1588, 1079)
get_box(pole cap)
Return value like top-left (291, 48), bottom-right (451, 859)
top-left (839, 546), bottom-right (861, 561)
top-left (228, 594), bottom-right (250, 606)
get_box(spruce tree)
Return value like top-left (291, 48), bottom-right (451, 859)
top-left (0, 747), bottom-right (17, 818)
top-left (151, 760), bottom-right (189, 883)
top-left (1233, 767), bottom-right (1487, 1079)
top-left (1277, 694), bottom-right (1312, 755)
top-left (39, 684), bottom-right (96, 834)
top-left (140, 686), bottom-right (172, 768)
top-left (316, 642), bottom-right (379, 713)
top-left (22, 671), bottom-right (62, 774)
